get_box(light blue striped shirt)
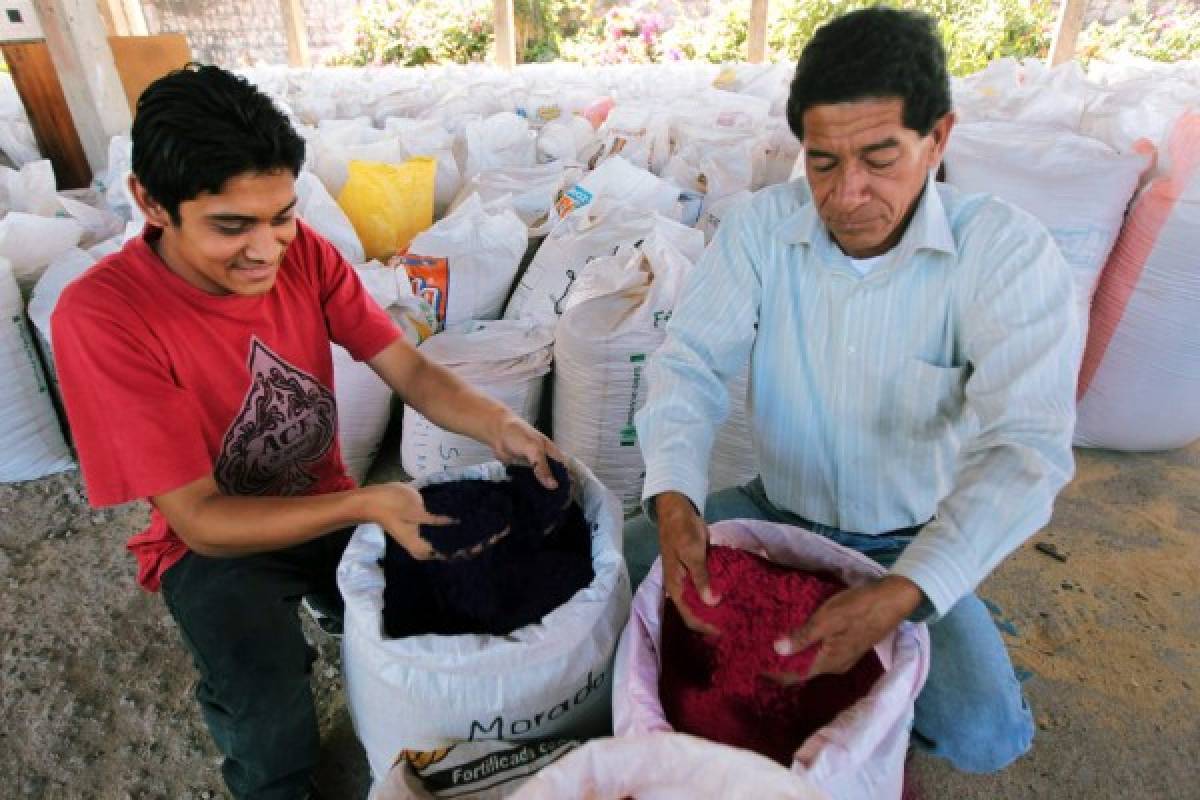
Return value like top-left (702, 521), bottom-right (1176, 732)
top-left (636, 176), bottom-right (1080, 618)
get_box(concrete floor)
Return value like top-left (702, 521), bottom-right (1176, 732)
top-left (1, 440), bottom-right (1196, 798)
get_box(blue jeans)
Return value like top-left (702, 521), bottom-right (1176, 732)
top-left (623, 479), bottom-right (1034, 773)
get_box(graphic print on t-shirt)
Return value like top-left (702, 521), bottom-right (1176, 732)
top-left (215, 337), bottom-right (336, 496)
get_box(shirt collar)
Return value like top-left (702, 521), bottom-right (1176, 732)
top-left (774, 174), bottom-right (958, 260)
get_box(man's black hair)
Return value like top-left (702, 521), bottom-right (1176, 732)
top-left (785, 7), bottom-right (952, 140)
top-left (131, 64), bottom-right (305, 224)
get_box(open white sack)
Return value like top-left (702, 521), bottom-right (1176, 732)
top-left (400, 319), bottom-right (554, 479)
top-left (338, 458), bottom-right (631, 781)
top-left (613, 519), bottom-right (930, 800)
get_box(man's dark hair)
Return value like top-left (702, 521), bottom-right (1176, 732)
top-left (131, 64), bottom-right (305, 224)
top-left (785, 7), bottom-right (952, 140)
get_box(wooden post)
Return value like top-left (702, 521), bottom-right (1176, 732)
top-left (1048, 0), bottom-right (1087, 67)
top-left (280, 0), bottom-right (310, 68)
top-left (748, 0), bottom-right (768, 64)
top-left (33, 0), bottom-right (132, 176)
top-left (96, 0), bottom-right (148, 37)
top-left (0, 41), bottom-right (92, 187)
top-left (492, 0), bottom-right (516, 70)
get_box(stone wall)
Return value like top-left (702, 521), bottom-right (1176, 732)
top-left (142, 0), bottom-right (364, 68)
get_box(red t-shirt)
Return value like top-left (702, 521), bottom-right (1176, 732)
top-left (51, 220), bottom-right (401, 591)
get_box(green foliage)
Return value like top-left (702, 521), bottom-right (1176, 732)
top-left (1077, 0), bottom-right (1200, 64)
top-left (329, 0), bottom-right (1199, 71)
top-left (328, 0), bottom-right (493, 67)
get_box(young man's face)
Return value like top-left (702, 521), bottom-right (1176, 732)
top-left (132, 169), bottom-right (299, 296)
top-left (802, 97), bottom-right (953, 259)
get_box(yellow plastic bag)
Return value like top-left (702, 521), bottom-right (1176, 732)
top-left (337, 157), bottom-right (436, 261)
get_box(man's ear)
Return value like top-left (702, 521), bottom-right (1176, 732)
top-left (926, 111), bottom-right (956, 170)
top-left (127, 174), bottom-right (174, 228)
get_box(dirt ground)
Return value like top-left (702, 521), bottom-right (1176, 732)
top-left (1, 439), bottom-right (1196, 799)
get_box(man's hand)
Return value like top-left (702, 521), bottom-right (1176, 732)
top-left (487, 411), bottom-right (565, 491)
top-left (769, 575), bottom-right (924, 683)
top-left (359, 482), bottom-right (455, 560)
top-left (655, 492), bottom-right (721, 636)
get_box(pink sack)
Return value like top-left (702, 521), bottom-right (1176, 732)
top-left (1076, 112), bottom-right (1200, 451)
top-left (510, 733), bottom-right (828, 800)
top-left (613, 519), bottom-right (930, 800)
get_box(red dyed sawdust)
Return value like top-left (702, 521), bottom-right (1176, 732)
top-left (659, 545), bottom-right (885, 766)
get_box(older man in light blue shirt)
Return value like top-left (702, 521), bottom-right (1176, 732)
top-left (627, 8), bottom-right (1079, 774)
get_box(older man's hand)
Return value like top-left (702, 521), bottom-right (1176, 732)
top-left (768, 575), bottom-right (924, 683)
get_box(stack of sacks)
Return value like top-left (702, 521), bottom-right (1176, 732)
top-left (943, 121), bottom-right (1147, 338)
top-left (951, 58), bottom-right (1101, 131)
top-left (383, 117), bottom-right (462, 216)
top-left (401, 194), bottom-right (527, 329)
top-left (0, 161), bottom-right (86, 294)
top-left (552, 222), bottom-right (705, 514)
top-left (381, 460), bottom-right (591, 637)
top-left (504, 163), bottom-right (689, 322)
top-left (0, 72), bottom-right (40, 166)
top-left (614, 519), bottom-right (930, 800)
top-left (449, 162), bottom-right (584, 237)
top-left (400, 319), bottom-right (553, 479)
top-left (333, 262), bottom-right (438, 484)
top-left (338, 458), bottom-right (630, 782)
top-left (1075, 112), bottom-right (1200, 451)
top-left (536, 115), bottom-right (597, 165)
top-left (295, 171), bottom-right (365, 264)
top-left (463, 112), bottom-right (537, 179)
top-left (587, 104), bottom-right (672, 175)
top-left (0, 256), bottom-right (74, 481)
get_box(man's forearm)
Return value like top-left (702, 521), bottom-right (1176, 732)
top-left (164, 485), bottom-right (369, 557)
top-left (369, 339), bottom-right (511, 449)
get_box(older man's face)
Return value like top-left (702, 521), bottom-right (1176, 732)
top-left (802, 97), bottom-right (953, 258)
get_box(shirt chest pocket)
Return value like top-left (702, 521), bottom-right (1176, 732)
top-left (894, 357), bottom-right (968, 442)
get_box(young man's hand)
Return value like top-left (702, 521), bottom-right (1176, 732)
top-left (358, 482), bottom-right (455, 560)
top-left (768, 575), bottom-right (924, 683)
top-left (655, 491), bottom-right (721, 636)
top-left (487, 411), bottom-right (565, 491)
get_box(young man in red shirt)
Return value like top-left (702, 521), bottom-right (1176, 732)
top-left (51, 65), bottom-right (560, 800)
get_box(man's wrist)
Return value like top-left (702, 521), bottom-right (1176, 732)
top-left (654, 491), bottom-right (699, 521)
top-left (877, 574), bottom-right (926, 619)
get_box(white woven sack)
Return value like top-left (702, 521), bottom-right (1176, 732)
top-left (333, 262), bottom-right (437, 483)
top-left (505, 207), bottom-right (698, 322)
top-left (448, 163), bottom-right (580, 237)
top-left (295, 171), bottom-right (365, 264)
top-left (944, 121), bottom-right (1147, 337)
top-left (406, 195), bottom-right (527, 326)
top-left (400, 319), bottom-right (554, 479)
top-left (553, 228), bottom-right (704, 515)
top-left (338, 458), bottom-right (631, 781)
top-left (613, 519), bottom-right (931, 800)
top-left (464, 112), bottom-right (537, 180)
top-left (0, 212), bottom-right (84, 295)
top-left (510, 734), bottom-right (828, 800)
top-left (0, 256), bottom-right (74, 481)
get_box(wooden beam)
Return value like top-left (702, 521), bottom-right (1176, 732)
top-left (33, 0), bottom-right (132, 175)
top-left (492, 0), bottom-right (516, 70)
top-left (1048, 0), bottom-right (1087, 67)
top-left (0, 41), bottom-right (92, 188)
top-left (118, 0), bottom-right (147, 36)
top-left (96, 0), bottom-right (147, 37)
top-left (280, 0), bottom-right (310, 68)
top-left (748, 0), bottom-right (768, 64)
